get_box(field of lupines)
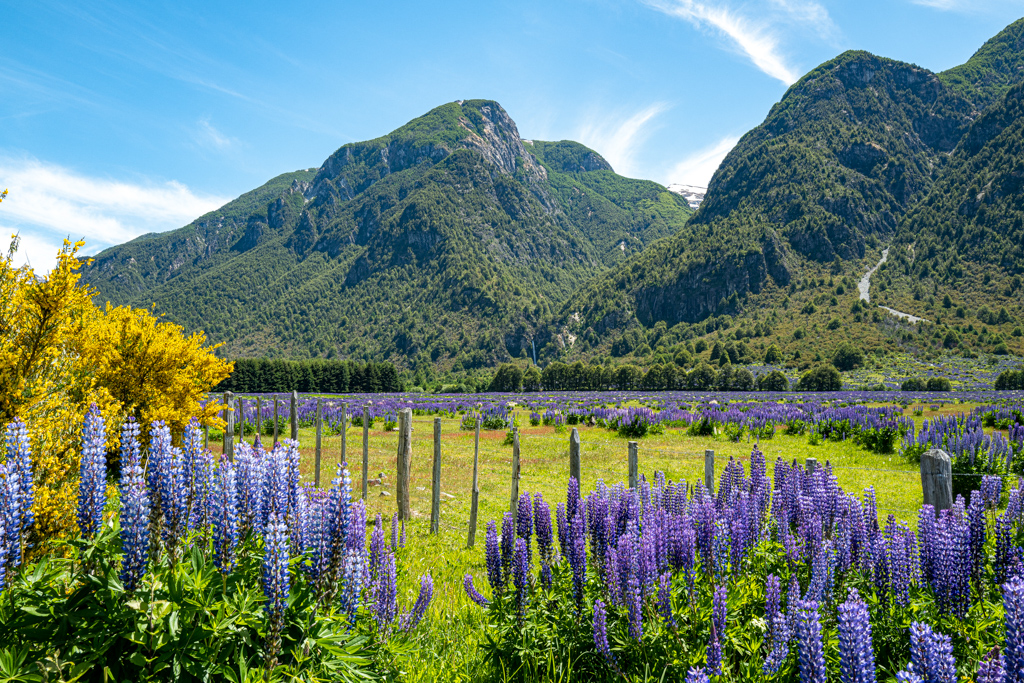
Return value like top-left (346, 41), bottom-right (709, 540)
top-left (3, 391), bottom-right (1024, 680)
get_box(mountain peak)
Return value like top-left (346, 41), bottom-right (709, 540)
top-left (941, 17), bottom-right (1024, 111)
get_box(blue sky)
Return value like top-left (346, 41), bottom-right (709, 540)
top-left (3, 0), bottom-right (1024, 270)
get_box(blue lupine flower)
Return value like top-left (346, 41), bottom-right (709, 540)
top-left (77, 405), bottom-right (106, 538)
top-left (978, 649), bottom-right (1006, 683)
top-left (896, 666), bottom-right (923, 683)
top-left (795, 599), bottom-right (827, 683)
top-left (516, 493), bottom-right (533, 566)
top-left (838, 589), bottom-right (876, 683)
top-left (464, 574), bottom-right (490, 606)
top-left (337, 547), bottom-right (364, 623)
top-left (212, 455), bottom-right (238, 574)
top-left (5, 418), bottom-right (33, 561)
top-left (118, 418), bottom-right (149, 591)
top-left (500, 511), bottom-right (515, 578)
top-left (534, 493), bottom-right (553, 588)
top-left (909, 622), bottom-right (956, 683)
top-left (372, 550), bottom-right (398, 631)
top-left (685, 667), bottom-right (711, 683)
top-left (513, 537), bottom-right (529, 623)
top-left (658, 572), bottom-right (676, 629)
top-left (568, 509), bottom-right (587, 610)
top-left (983, 476), bottom-right (1004, 510)
top-left (262, 511), bottom-right (290, 618)
top-left (764, 574), bottom-right (790, 675)
top-left (707, 584), bottom-right (727, 676)
top-left (485, 520), bottom-right (504, 593)
top-left (1004, 576), bottom-right (1024, 683)
top-left (400, 573), bottom-right (434, 631)
top-left (593, 599), bottom-right (619, 673)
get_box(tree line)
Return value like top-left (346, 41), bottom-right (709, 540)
top-left (214, 358), bottom-right (402, 394)
top-left (488, 361), bottom-right (794, 392)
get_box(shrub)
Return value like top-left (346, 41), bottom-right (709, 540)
top-left (757, 370), bottom-right (789, 391)
top-left (926, 377), bottom-right (952, 392)
top-left (763, 345), bottom-right (782, 364)
top-left (797, 364), bottom-right (842, 391)
top-left (901, 377), bottom-right (927, 391)
top-left (832, 343), bottom-right (864, 371)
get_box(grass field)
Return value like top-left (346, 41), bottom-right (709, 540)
top-left (201, 399), bottom-right (995, 681)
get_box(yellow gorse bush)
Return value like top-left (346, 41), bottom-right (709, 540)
top-left (1, 233), bottom-right (232, 554)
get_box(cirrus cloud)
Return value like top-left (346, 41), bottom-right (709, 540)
top-left (0, 156), bottom-right (228, 271)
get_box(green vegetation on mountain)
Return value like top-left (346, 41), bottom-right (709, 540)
top-left (939, 18), bottom-right (1024, 110)
top-left (81, 101), bottom-right (692, 370)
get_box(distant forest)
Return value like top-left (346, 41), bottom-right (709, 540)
top-left (214, 358), bottom-right (402, 394)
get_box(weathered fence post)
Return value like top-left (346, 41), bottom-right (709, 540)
top-left (397, 408), bottom-right (412, 521)
top-left (569, 427), bottom-right (581, 483)
top-left (806, 457), bottom-right (817, 475)
top-left (628, 441), bottom-right (639, 490)
top-left (468, 417), bottom-right (481, 548)
top-left (921, 448), bottom-right (953, 512)
top-left (362, 404), bottom-right (370, 500)
top-left (704, 449), bottom-right (715, 493)
top-left (341, 403), bottom-right (347, 465)
top-left (290, 390), bottom-right (298, 441)
top-left (237, 396), bottom-right (245, 446)
top-left (255, 396), bottom-right (262, 442)
top-left (314, 398), bottom-right (323, 487)
top-left (431, 417), bottom-right (441, 535)
top-left (273, 396), bottom-right (279, 445)
top-left (510, 428), bottom-right (521, 524)
top-left (224, 391), bottom-right (234, 460)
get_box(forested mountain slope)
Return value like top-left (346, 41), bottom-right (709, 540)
top-left (81, 101), bottom-right (692, 369)
top-left (554, 20), bottom-right (1024, 365)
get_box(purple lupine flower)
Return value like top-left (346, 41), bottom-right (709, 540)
top-left (400, 574), bottom-right (434, 631)
top-left (983, 476), bottom-right (1004, 510)
top-left (513, 537), bottom-right (529, 623)
top-left (149, 421), bottom-right (187, 549)
top-left (568, 509), bottom-right (587, 610)
top-left (556, 502), bottom-right (568, 559)
top-left (485, 520), bottom-right (504, 593)
top-left (712, 518), bottom-right (730, 581)
top-left (567, 476), bottom-right (580, 527)
top-left (464, 574), bottom-right (490, 606)
top-left (369, 515), bottom-right (387, 585)
top-left (685, 667), bottom-right (711, 683)
top-left (627, 542), bottom-right (643, 642)
top-left (795, 600), bottom-right (827, 683)
top-left (500, 511), bottom-right (515, 578)
top-left (593, 599), bottom-right (619, 673)
top-left (212, 455), bottom-right (238, 574)
top-left (707, 584), bottom-right (727, 676)
top-left (534, 493), bottom-right (554, 588)
top-left (337, 547), bottom-right (364, 623)
top-left (896, 666), bottom-right (923, 683)
top-left (372, 550), bottom-right (398, 631)
top-left (837, 589), bottom-right (876, 683)
top-left (978, 649), bottom-right (1006, 683)
top-left (118, 418), bottom-right (149, 591)
top-left (516, 493), bottom-right (533, 567)
top-left (77, 404), bottom-right (106, 538)
top-left (262, 511), bottom-right (290, 617)
top-left (1004, 576), bottom-right (1024, 683)
top-left (5, 418), bottom-right (33, 560)
top-left (658, 572), bottom-right (676, 629)
top-left (909, 622), bottom-right (957, 683)
top-left (764, 574), bottom-right (790, 676)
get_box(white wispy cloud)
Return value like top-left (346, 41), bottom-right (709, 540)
top-left (196, 118), bottom-right (235, 150)
top-left (0, 157), bottom-right (228, 271)
top-left (575, 103), bottom-right (670, 177)
top-left (642, 0), bottom-right (838, 85)
top-left (666, 135), bottom-right (740, 187)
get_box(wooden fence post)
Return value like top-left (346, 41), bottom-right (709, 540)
top-left (569, 427), bottom-right (581, 484)
top-left (510, 428), bottom-right (521, 523)
top-left (362, 404), bottom-right (370, 500)
top-left (290, 390), bottom-right (298, 441)
top-left (341, 403), bottom-right (347, 465)
top-left (237, 396), bottom-right (245, 446)
top-left (431, 417), bottom-right (441, 535)
top-left (255, 396), bottom-right (262, 443)
top-left (468, 417), bottom-right (481, 548)
top-left (806, 457), bottom-right (817, 475)
top-left (628, 441), bottom-right (638, 490)
top-left (704, 449), bottom-right (715, 493)
top-left (921, 448), bottom-right (953, 512)
top-left (224, 391), bottom-right (234, 460)
top-left (397, 408), bottom-right (412, 521)
top-left (273, 396), bottom-right (279, 445)
top-left (314, 397), bottom-right (323, 487)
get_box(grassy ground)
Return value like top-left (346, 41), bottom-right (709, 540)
top-left (203, 400), bottom-right (992, 681)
